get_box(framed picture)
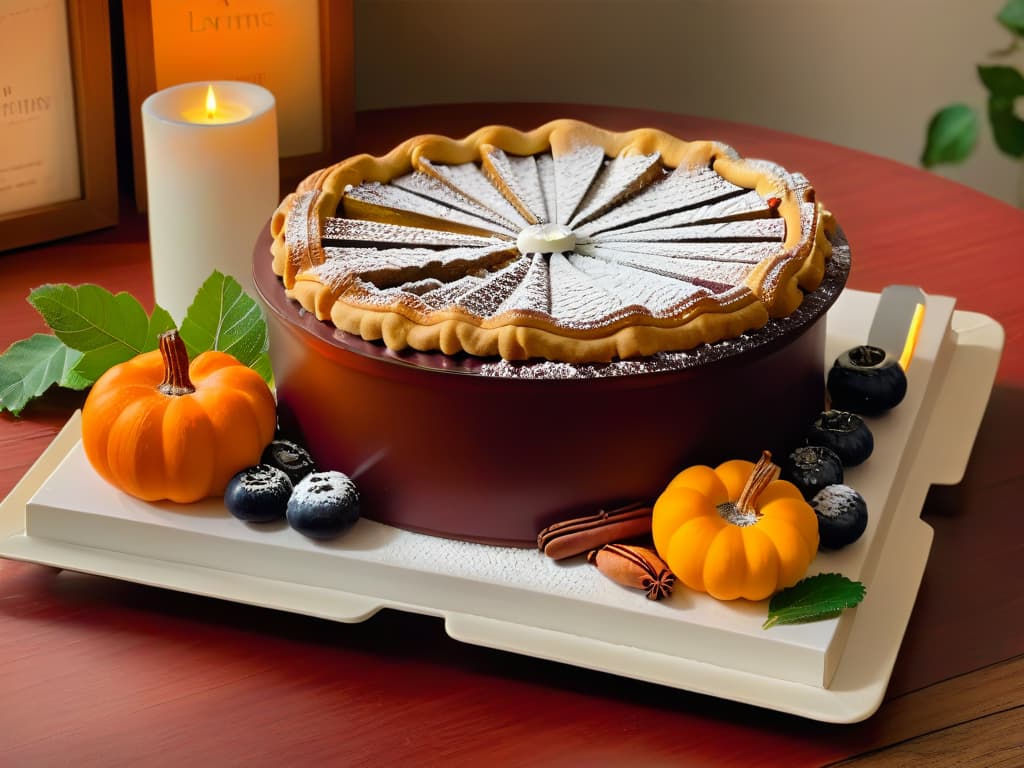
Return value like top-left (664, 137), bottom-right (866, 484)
top-left (0, 0), bottom-right (119, 252)
top-left (122, 0), bottom-right (354, 210)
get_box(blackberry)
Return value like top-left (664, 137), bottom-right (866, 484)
top-left (828, 345), bottom-right (907, 415)
top-left (784, 445), bottom-right (844, 500)
top-left (811, 484), bottom-right (868, 549)
top-left (807, 410), bottom-right (874, 467)
top-left (287, 471), bottom-right (361, 540)
top-left (224, 464), bottom-right (292, 523)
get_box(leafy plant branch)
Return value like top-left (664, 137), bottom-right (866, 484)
top-left (0, 272), bottom-right (271, 416)
top-left (922, 0), bottom-right (1024, 167)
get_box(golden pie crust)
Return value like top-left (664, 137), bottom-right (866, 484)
top-left (269, 119), bottom-right (836, 363)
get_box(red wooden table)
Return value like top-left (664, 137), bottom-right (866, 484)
top-left (1, 104), bottom-right (1022, 766)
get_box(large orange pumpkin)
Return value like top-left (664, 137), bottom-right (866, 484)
top-left (652, 451), bottom-right (819, 601)
top-left (82, 330), bottom-right (276, 503)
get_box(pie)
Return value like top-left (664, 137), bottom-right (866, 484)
top-left (270, 119), bottom-right (836, 363)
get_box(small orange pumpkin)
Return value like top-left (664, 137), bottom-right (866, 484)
top-left (82, 330), bottom-right (277, 503)
top-left (652, 451), bottom-right (819, 601)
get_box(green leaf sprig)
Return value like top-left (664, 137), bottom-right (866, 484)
top-left (0, 271), bottom-right (271, 416)
top-left (762, 573), bottom-right (866, 630)
top-left (922, 0), bottom-right (1024, 167)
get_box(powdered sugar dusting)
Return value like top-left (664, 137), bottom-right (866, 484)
top-left (314, 244), bottom-right (515, 292)
top-left (494, 253), bottom-right (551, 316)
top-left (285, 191), bottom-right (321, 271)
top-left (532, 153), bottom-right (559, 224)
top-left (418, 273), bottom-right (488, 308)
top-left (552, 144), bottom-right (605, 225)
top-left (419, 157), bottom-right (530, 229)
top-left (390, 171), bottom-right (520, 233)
top-left (593, 218), bottom-right (785, 244)
top-left (590, 190), bottom-right (774, 239)
top-left (505, 152), bottom-right (551, 223)
top-left (290, 470), bottom-right (359, 508)
top-left (455, 258), bottom-right (531, 319)
top-left (568, 152), bottom-right (662, 228)
top-left (576, 240), bottom-right (775, 264)
top-left (581, 245), bottom-right (755, 288)
top-left (294, 139), bottom-right (843, 360)
top-left (811, 484), bottom-right (863, 520)
top-left (345, 182), bottom-right (510, 235)
top-left (234, 465), bottom-right (292, 495)
top-left (577, 166), bottom-right (744, 238)
top-left (323, 217), bottom-right (511, 248)
top-left (567, 252), bottom-right (705, 316)
top-left (476, 236), bottom-right (849, 378)
top-left (547, 252), bottom-right (625, 326)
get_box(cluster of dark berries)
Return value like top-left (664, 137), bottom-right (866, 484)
top-left (780, 343), bottom-right (910, 550)
top-left (783, 439), bottom-right (868, 551)
top-left (224, 439), bottom-right (360, 541)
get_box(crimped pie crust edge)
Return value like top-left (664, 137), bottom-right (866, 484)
top-left (268, 119), bottom-right (835, 363)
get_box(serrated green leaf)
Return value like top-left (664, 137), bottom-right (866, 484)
top-left (178, 271), bottom-right (271, 383)
top-left (921, 104), bottom-right (978, 167)
top-left (0, 335), bottom-right (87, 416)
top-left (998, 0), bottom-right (1024, 35)
top-left (762, 573), bottom-right (866, 629)
top-left (978, 65), bottom-right (1024, 98)
top-left (28, 284), bottom-right (156, 381)
top-left (987, 95), bottom-right (1024, 157)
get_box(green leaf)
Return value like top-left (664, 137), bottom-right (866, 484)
top-left (178, 271), bottom-right (271, 383)
top-left (988, 96), bottom-right (1024, 157)
top-left (762, 573), bottom-right (866, 629)
top-left (921, 104), bottom-right (978, 167)
top-left (998, 0), bottom-right (1024, 35)
top-left (978, 65), bottom-right (1024, 98)
top-left (0, 335), bottom-right (88, 416)
top-left (27, 284), bottom-right (158, 381)
top-left (7, 274), bottom-right (272, 413)
top-left (146, 304), bottom-right (178, 349)
top-left (250, 353), bottom-right (275, 387)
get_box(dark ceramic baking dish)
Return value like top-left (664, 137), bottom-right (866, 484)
top-left (253, 225), bottom-right (849, 546)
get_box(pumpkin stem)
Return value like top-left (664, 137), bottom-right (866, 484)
top-left (158, 330), bottom-right (196, 396)
top-left (736, 451), bottom-right (780, 516)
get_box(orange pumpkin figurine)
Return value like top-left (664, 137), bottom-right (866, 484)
top-left (81, 330), bottom-right (277, 503)
top-left (652, 451), bottom-right (819, 601)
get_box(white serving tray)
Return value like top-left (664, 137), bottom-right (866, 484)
top-left (0, 290), bottom-right (1004, 723)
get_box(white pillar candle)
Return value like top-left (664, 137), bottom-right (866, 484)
top-left (142, 81), bottom-right (278, 323)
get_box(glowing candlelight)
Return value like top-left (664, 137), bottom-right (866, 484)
top-left (181, 83), bottom-right (252, 125)
top-left (898, 302), bottom-right (926, 371)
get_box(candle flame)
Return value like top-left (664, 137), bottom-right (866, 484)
top-left (205, 85), bottom-right (217, 120)
top-left (898, 302), bottom-right (926, 370)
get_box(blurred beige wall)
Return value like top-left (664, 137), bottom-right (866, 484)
top-left (354, 0), bottom-right (1022, 206)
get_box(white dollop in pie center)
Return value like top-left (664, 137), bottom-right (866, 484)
top-left (516, 223), bottom-right (577, 255)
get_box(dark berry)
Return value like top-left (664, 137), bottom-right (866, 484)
top-left (287, 471), bottom-right (361, 540)
top-left (807, 410), bottom-right (874, 467)
top-left (811, 484), bottom-right (868, 549)
top-left (784, 445), bottom-right (844, 500)
top-left (828, 345), bottom-right (907, 415)
top-left (261, 439), bottom-right (317, 484)
top-left (224, 464), bottom-right (292, 523)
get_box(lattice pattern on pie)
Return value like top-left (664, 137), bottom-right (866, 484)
top-left (269, 119), bottom-right (837, 363)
